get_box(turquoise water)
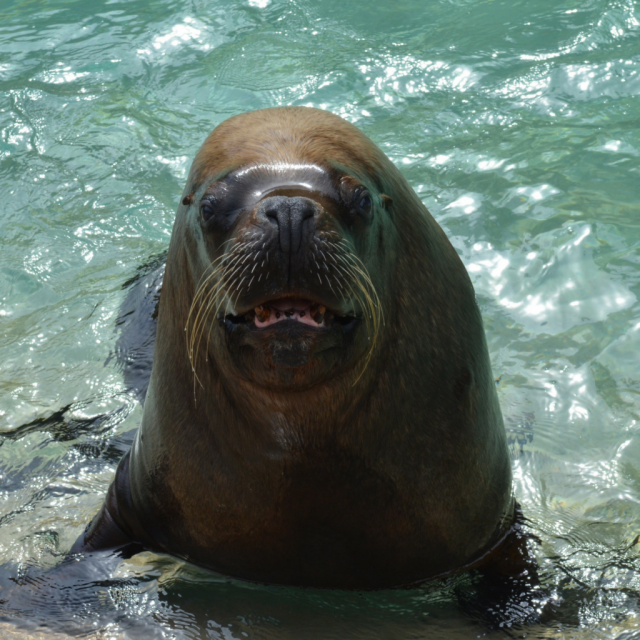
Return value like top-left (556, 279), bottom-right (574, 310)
top-left (1, 0), bottom-right (639, 637)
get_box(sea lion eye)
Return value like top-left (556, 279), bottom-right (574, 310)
top-left (354, 189), bottom-right (372, 218)
top-left (200, 197), bottom-right (215, 223)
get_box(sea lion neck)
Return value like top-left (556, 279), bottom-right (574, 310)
top-left (218, 361), bottom-right (380, 440)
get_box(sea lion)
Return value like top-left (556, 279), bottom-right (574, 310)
top-left (75, 106), bottom-right (515, 589)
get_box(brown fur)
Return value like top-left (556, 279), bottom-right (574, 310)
top-left (85, 107), bottom-right (514, 588)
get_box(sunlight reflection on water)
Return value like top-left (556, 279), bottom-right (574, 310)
top-left (0, 0), bottom-right (639, 637)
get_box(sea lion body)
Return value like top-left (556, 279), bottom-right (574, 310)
top-left (79, 107), bottom-right (514, 588)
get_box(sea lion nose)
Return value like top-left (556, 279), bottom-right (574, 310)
top-left (258, 195), bottom-right (316, 254)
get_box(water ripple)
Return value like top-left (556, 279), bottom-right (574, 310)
top-left (0, 0), bottom-right (639, 636)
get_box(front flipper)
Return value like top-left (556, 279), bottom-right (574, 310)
top-left (70, 451), bottom-right (144, 559)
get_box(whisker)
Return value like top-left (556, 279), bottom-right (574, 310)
top-left (185, 243), bottom-right (250, 390)
top-left (321, 240), bottom-right (382, 385)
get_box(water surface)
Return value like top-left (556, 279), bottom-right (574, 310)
top-left (1, 0), bottom-right (640, 637)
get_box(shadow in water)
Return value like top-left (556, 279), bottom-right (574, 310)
top-left (0, 547), bottom-right (555, 640)
top-left (0, 499), bottom-right (578, 640)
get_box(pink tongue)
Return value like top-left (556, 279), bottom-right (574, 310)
top-left (254, 299), bottom-right (325, 328)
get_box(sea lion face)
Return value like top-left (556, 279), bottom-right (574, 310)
top-left (184, 159), bottom-right (389, 390)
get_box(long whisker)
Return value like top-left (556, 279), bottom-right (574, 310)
top-left (186, 262), bottom-right (229, 391)
top-left (192, 253), bottom-right (248, 366)
top-left (185, 240), bottom-right (251, 393)
top-left (186, 242), bottom-right (246, 343)
top-left (189, 239), bottom-right (259, 346)
top-left (188, 251), bottom-right (242, 361)
top-left (330, 241), bottom-right (382, 325)
top-left (197, 244), bottom-right (262, 362)
top-left (321, 239), bottom-right (382, 385)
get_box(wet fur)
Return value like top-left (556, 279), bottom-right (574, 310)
top-left (78, 107), bottom-right (514, 589)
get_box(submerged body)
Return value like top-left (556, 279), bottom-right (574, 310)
top-left (78, 107), bottom-right (514, 588)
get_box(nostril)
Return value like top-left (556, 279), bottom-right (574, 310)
top-left (265, 207), bottom-right (280, 227)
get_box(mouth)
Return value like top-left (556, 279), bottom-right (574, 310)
top-left (225, 298), bottom-right (357, 331)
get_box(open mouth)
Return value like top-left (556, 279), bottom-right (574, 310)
top-left (226, 298), bottom-right (356, 330)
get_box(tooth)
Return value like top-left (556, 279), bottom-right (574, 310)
top-left (255, 305), bottom-right (270, 322)
top-left (311, 304), bottom-right (326, 324)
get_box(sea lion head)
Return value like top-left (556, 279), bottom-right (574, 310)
top-left (174, 107), bottom-right (398, 391)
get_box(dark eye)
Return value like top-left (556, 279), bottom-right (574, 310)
top-left (354, 189), bottom-right (372, 218)
top-left (200, 197), bottom-right (215, 223)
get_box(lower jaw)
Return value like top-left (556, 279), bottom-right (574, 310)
top-left (221, 320), bottom-right (359, 384)
top-left (234, 354), bottom-right (343, 389)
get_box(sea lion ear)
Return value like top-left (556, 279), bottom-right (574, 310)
top-left (381, 194), bottom-right (392, 209)
top-left (182, 193), bottom-right (194, 206)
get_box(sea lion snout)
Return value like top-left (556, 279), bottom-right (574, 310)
top-left (256, 195), bottom-right (318, 255)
